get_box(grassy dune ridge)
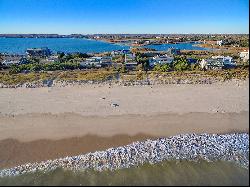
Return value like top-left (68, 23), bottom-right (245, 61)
top-left (0, 68), bottom-right (249, 86)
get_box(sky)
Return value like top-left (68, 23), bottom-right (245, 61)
top-left (0, 0), bottom-right (249, 34)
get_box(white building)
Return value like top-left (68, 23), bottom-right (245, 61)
top-left (124, 53), bottom-right (135, 63)
top-left (1, 56), bottom-right (28, 66)
top-left (216, 40), bottom-right (223, 46)
top-left (149, 55), bottom-right (174, 67)
top-left (111, 49), bottom-right (130, 56)
top-left (2, 60), bottom-right (19, 66)
top-left (80, 56), bottom-right (112, 68)
top-left (46, 55), bottom-right (59, 63)
top-left (200, 59), bottom-right (207, 70)
top-left (240, 50), bottom-right (249, 62)
top-left (200, 56), bottom-right (237, 70)
top-left (211, 56), bottom-right (234, 64)
top-left (200, 58), bottom-right (224, 70)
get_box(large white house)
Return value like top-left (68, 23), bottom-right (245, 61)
top-left (240, 50), bottom-right (249, 62)
top-left (200, 55), bottom-right (236, 70)
top-left (216, 40), bottom-right (223, 46)
top-left (211, 56), bottom-right (234, 65)
top-left (149, 55), bottom-right (174, 67)
top-left (80, 56), bottom-right (112, 68)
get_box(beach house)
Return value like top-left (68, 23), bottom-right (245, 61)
top-left (200, 55), bottom-right (236, 70)
top-left (26, 47), bottom-right (52, 58)
top-left (216, 40), bottom-right (223, 46)
top-left (1, 55), bottom-right (28, 66)
top-left (149, 55), bottom-right (174, 67)
top-left (125, 61), bottom-right (138, 70)
top-left (167, 48), bottom-right (181, 56)
top-left (80, 56), bottom-right (112, 68)
top-left (239, 50), bottom-right (249, 62)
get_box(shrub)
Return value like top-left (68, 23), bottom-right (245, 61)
top-left (173, 56), bottom-right (190, 71)
top-left (9, 62), bottom-right (81, 74)
top-left (153, 64), bottom-right (171, 72)
top-left (190, 63), bottom-right (200, 71)
top-left (136, 63), bottom-right (143, 71)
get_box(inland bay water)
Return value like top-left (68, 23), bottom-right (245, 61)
top-left (0, 38), bottom-right (208, 54)
top-left (0, 160), bottom-right (248, 186)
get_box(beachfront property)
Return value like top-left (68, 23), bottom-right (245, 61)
top-left (45, 55), bottom-right (59, 63)
top-left (200, 55), bottom-right (236, 70)
top-left (167, 48), bottom-right (181, 55)
top-left (187, 57), bottom-right (198, 64)
top-left (124, 53), bottom-right (136, 63)
top-left (111, 49), bottom-right (130, 56)
top-left (240, 50), bottom-right (249, 62)
top-left (80, 56), bottom-right (112, 68)
top-left (125, 61), bottom-right (138, 70)
top-left (2, 59), bottom-right (19, 66)
top-left (211, 55), bottom-right (234, 64)
top-left (200, 59), bottom-right (223, 70)
top-left (1, 55), bottom-right (29, 66)
top-left (216, 40), bottom-right (223, 46)
top-left (26, 47), bottom-right (52, 58)
top-left (149, 55), bottom-right (174, 67)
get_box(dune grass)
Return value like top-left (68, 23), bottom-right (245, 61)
top-left (0, 68), bottom-right (248, 86)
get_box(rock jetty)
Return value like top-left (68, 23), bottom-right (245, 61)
top-left (0, 133), bottom-right (248, 177)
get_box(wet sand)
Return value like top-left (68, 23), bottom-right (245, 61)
top-left (0, 134), bottom-right (155, 169)
top-left (0, 112), bottom-right (249, 142)
top-left (0, 112), bottom-right (248, 169)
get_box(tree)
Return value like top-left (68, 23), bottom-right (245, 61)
top-left (28, 57), bottom-right (40, 64)
top-left (153, 64), bottom-right (162, 72)
top-left (58, 52), bottom-right (65, 62)
top-left (136, 63), bottom-right (143, 71)
top-left (0, 54), bottom-right (3, 70)
top-left (58, 52), bottom-right (65, 59)
top-left (161, 64), bottom-right (171, 72)
top-left (119, 64), bottom-right (126, 73)
top-left (153, 64), bottom-right (171, 72)
top-left (173, 56), bottom-right (190, 71)
top-left (131, 48), bottom-right (138, 55)
top-left (135, 53), bottom-right (149, 71)
top-left (190, 63), bottom-right (200, 71)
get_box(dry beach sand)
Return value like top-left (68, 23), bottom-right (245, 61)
top-left (0, 79), bottom-right (249, 169)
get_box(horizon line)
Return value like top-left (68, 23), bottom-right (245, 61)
top-left (0, 33), bottom-right (249, 35)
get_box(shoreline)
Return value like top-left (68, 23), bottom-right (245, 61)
top-left (0, 133), bottom-right (248, 177)
top-left (0, 112), bottom-right (248, 169)
top-left (0, 112), bottom-right (249, 142)
top-left (0, 79), bottom-right (248, 171)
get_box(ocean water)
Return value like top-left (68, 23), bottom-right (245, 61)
top-left (0, 160), bottom-right (248, 186)
top-left (0, 38), bottom-right (207, 54)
